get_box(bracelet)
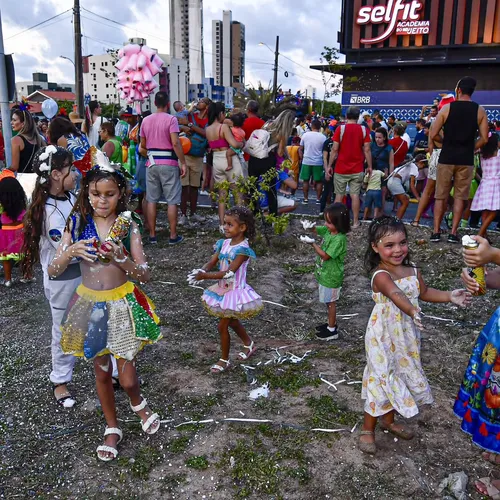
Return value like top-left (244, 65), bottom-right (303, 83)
top-left (114, 255), bottom-right (128, 263)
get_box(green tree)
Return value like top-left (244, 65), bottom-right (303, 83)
top-left (233, 82), bottom-right (297, 117)
top-left (57, 100), bottom-right (73, 116)
top-left (315, 100), bottom-right (341, 118)
top-left (318, 47), bottom-right (357, 116)
top-left (100, 102), bottom-right (119, 119)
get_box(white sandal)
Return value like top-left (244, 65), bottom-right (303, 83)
top-left (130, 396), bottom-right (160, 435)
top-left (210, 358), bottom-right (230, 373)
top-left (238, 340), bottom-right (257, 360)
top-left (96, 427), bottom-right (123, 462)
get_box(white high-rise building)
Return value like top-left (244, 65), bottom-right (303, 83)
top-left (169, 0), bottom-right (205, 84)
top-left (212, 10), bottom-right (245, 90)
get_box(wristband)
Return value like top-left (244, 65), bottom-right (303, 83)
top-left (114, 255), bottom-right (128, 263)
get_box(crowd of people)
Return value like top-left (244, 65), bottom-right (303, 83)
top-left (3, 77), bottom-right (500, 497)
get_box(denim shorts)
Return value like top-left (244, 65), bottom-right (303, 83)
top-left (364, 189), bottom-right (382, 209)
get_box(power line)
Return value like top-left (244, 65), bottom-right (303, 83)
top-left (5, 9), bottom-right (72, 40)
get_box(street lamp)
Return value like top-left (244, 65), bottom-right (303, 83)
top-left (59, 55), bottom-right (75, 68)
top-left (259, 37), bottom-right (279, 105)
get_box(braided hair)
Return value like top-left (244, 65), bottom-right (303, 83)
top-left (226, 206), bottom-right (256, 243)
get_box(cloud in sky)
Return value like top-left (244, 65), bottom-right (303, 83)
top-left (4, 0), bottom-right (343, 100)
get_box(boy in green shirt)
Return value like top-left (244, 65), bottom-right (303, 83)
top-left (299, 203), bottom-right (350, 339)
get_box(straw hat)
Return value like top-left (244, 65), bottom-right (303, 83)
top-left (69, 111), bottom-right (84, 124)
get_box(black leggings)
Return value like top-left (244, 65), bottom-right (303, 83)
top-left (248, 153), bottom-right (278, 215)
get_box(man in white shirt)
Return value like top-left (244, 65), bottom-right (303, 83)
top-left (374, 113), bottom-right (388, 130)
top-left (298, 119), bottom-right (327, 204)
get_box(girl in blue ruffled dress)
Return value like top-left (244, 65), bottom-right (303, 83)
top-left (192, 206), bottom-right (263, 373)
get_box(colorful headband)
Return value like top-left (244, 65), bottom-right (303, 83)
top-left (18, 96), bottom-right (30, 112)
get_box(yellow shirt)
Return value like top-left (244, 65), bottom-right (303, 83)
top-left (363, 170), bottom-right (385, 190)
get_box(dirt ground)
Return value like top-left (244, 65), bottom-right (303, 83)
top-left (2, 210), bottom-right (500, 499)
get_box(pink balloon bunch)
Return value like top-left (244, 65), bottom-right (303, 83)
top-left (115, 44), bottom-right (164, 105)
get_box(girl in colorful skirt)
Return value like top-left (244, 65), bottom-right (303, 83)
top-left (360, 216), bottom-right (471, 455)
top-left (459, 236), bottom-right (500, 497)
top-left (0, 176), bottom-right (27, 286)
top-left (191, 206), bottom-right (262, 373)
top-left (48, 161), bottom-right (161, 462)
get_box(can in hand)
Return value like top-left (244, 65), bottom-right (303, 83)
top-left (462, 235), bottom-right (486, 296)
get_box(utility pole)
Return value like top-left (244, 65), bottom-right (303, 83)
top-left (272, 35), bottom-right (279, 105)
top-left (0, 10), bottom-right (12, 167)
top-left (73, 0), bottom-right (84, 117)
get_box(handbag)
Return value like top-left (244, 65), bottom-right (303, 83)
top-left (187, 113), bottom-right (208, 157)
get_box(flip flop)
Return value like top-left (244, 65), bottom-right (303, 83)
top-left (53, 384), bottom-right (76, 408)
top-left (379, 422), bottom-right (414, 440)
top-left (475, 478), bottom-right (500, 499)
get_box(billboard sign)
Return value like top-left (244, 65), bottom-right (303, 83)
top-left (356, 0), bottom-right (430, 45)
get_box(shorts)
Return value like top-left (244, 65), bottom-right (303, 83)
top-left (277, 193), bottom-right (296, 209)
top-left (181, 155), bottom-right (204, 187)
top-left (364, 189), bottom-right (382, 209)
top-left (300, 164), bottom-right (324, 182)
top-left (319, 284), bottom-right (341, 304)
top-left (428, 149), bottom-right (441, 181)
top-left (387, 176), bottom-right (406, 196)
top-left (212, 151), bottom-right (244, 185)
top-left (146, 164), bottom-right (182, 205)
top-left (135, 156), bottom-right (147, 193)
top-left (334, 172), bottom-right (364, 196)
top-left (435, 163), bottom-right (474, 201)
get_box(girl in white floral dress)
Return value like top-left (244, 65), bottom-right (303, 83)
top-left (359, 216), bottom-right (471, 455)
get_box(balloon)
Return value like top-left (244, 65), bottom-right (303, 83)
top-left (179, 136), bottom-right (192, 154)
top-left (42, 98), bottom-right (58, 119)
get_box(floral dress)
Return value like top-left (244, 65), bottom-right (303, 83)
top-left (361, 268), bottom-right (434, 418)
top-left (201, 239), bottom-right (263, 320)
top-left (454, 307), bottom-right (500, 453)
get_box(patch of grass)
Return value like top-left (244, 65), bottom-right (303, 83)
top-left (168, 393), bottom-right (222, 420)
top-left (167, 435), bottom-right (191, 454)
top-left (284, 263), bottom-right (315, 275)
top-left (253, 397), bottom-right (282, 415)
top-left (307, 395), bottom-right (360, 428)
top-left (185, 455), bottom-right (209, 469)
top-left (260, 361), bottom-right (321, 395)
top-left (180, 352), bottom-right (194, 361)
top-left (218, 429), bottom-right (311, 498)
top-left (130, 446), bottom-right (162, 479)
top-left (160, 473), bottom-right (187, 494)
top-left (324, 345), bottom-right (365, 369)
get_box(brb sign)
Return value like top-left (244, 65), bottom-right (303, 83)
top-left (356, 0), bottom-right (430, 45)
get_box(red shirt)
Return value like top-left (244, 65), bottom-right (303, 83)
top-left (242, 115), bottom-right (265, 160)
top-left (243, 115), bottom-right (265, 139)
top-left (189, 112), bottom-right (208, 129)
top-left (333, 124), bottom-right (371, 175)
top-left (389, 137), bottom-right (409, 167)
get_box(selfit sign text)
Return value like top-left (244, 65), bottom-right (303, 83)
top-left (356, 0), bottom-right (430, 45)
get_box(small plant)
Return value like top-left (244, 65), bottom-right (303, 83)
top-left (130, 446), bottom-right (162, 479)
top-left (307, 395), bottom-right (359, 428)
top-left (185, 455), bottom-right (209, 469)
top-left (168, 435), bottom-right (191, 454)
top-left (260, 361), bottom-right (321, 395)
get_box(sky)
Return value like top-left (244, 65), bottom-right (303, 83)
top-left (2, 0), bottom-right (343, 101)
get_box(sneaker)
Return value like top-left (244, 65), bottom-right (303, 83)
top-left (178, 214), bottom-right (188, 226)
top-left (199, 190), bottom-right (209, 196)
top-left (315, 323), bottom-right (328, 331)
top-left (316, 326), bottom-right (339, 340)
top-left (148, 236), bottom-right (158, 245)
top-left (316, 199), bottom-right (321, 205)
top-left (448, 233), bottom-right (460, 243)
top-left (169, 235), bottom-right (184, 245)
top-left (302, 199), bottom-right (309, 205)
top-left (429, 233), bottom-right (441, 242)
top-left (190, 213), bottom-right (205, 223)
top-left (3, 280), bottom-right (13, 287)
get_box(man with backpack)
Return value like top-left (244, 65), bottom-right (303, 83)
top-left (327, 106), bottom-right (372, 229)
top-left (299, 119), bottom-right (326, 204)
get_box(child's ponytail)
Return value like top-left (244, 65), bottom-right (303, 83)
top-left (22, 146), bottom-right (74, 276)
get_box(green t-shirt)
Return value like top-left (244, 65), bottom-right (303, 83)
top-left (314, 227), bottom-right (347, 288)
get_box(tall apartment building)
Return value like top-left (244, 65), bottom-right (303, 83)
top-left (169, 0), bottom-right (205, 84)
top-left (212, 10), bottom-right (245, 90)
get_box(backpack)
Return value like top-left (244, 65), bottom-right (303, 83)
top-left (339, 124), bottom-right (367, 142)
top-left (243, 129), bottom-right (278, 159)
top-left (187, 113), bottom-right (208, 157)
